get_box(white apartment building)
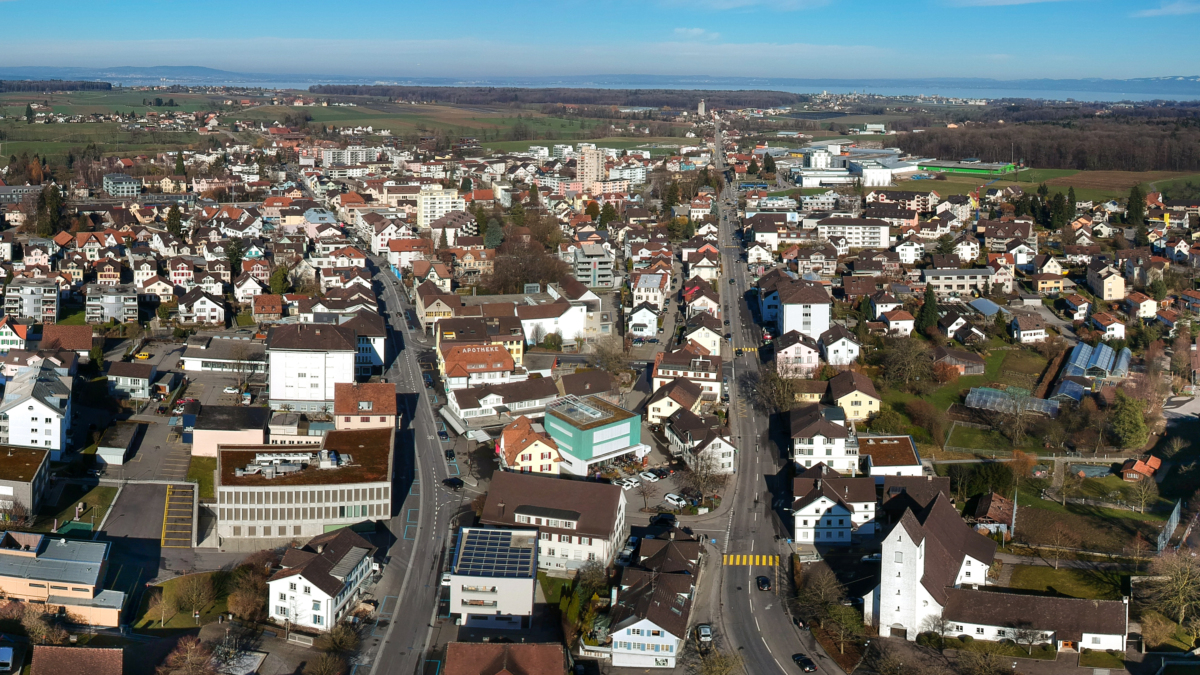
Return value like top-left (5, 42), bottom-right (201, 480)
top-left (321, 146), bottom-right (381, 166)
top-left (779, 282), bottom-right (832, 340)
top-left (816, 217), bottom-right (890, 249)
top-left (267, 528), bottom-right (376, 631)
top-left (920, 268), bottom-right (997, 299)
top-left (448, 528), bottom-right (538, 630)
top-left (0, 363), bottom-right (73, 461)
top-left (609, 165), bottom-right (647, 184)
top-left (578, 147), bottom-right (603, 189)
top-left (267, 324), bottom-right (356, 411)
top-left (415, 185), bottom-right (466, 229)
top-left (792, 465), bottom-right (877, 545)
top-left (790, 404), bottom-right (857, 473)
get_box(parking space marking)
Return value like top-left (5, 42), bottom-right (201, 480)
top-left (162, 485), bottom-right (194, 548)
top-left (446, 463), bottom-right (460, 477)
top-left (406, 509), bottom-right (419, 523)
top-left (403, 525), bottom-right (417, 540)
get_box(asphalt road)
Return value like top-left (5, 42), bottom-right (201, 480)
top-left (709, 125), bottom-right (841, 674)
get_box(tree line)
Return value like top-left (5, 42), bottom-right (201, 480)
top-left (308, 85), bottom-right (803, 109)
top-left (0, 80), bottom-right (112, 92)
top-left (896, 117), bottom-right (1200, 172)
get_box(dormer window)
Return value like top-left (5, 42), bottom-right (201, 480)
top-left (358, 401), bottom-right (372, 411)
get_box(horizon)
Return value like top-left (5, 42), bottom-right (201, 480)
top-left (2, 0), bottom-right (1199, 80)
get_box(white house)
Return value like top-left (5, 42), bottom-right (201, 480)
top-left (857, 435), bottom-right (923, 483)
top-left (177, 288), bottom-right (226, 325)
top-left (882, 310), bottom-right (915, 336)
top-left (1091, 312), bottom-right (1125, 339)
top-left (779, 281), bottom-right (832, 340)
top-left (1125, 291), bottom-right (1157, 319)
top-left (628, 304), bottom-right (660, 339)
top-left (1011, 314), bottom-right (1047, 344)
top-left (790, 404), bottom-right (857, 474)
top-left (747, 243), bottom-right (774, 264)
top-left (664, 408), bottom-right (736, 473)
top-left (267, 528), bottom-right (376, 632)
top-left (775, 330), bottom-right (821, 378)
top-left (792, 464), bottom-right (877, 545)
top-left (0, 363), bottom-right (73, 460)
top-left (894, 238), bottom-right (925, 265)
top-left (818, 326), bottom-right (861, 367)
top-left (870, 292), bottom-right (902, 320)
top-left (267, 324), bottom-right (356, 411)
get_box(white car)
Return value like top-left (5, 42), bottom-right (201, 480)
top-left (624, 476), bottom-right (640, 487)
top-left (223, 386), bottom-right (240, 394)
top-left (615, 479), bottom-right (636, 491)
top-left (441, 573), bottom-right (452, 586)
top-left (638, 471), bottom-right (659, 483)
top-left (663, 493), bottom-right (687, 508)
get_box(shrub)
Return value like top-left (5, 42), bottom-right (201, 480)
top-left (959, 634), bottom-right (974, 644)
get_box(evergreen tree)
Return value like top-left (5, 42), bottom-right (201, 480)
top-left (763, 154), bottom-right (776, 173)
top-left (484, 221), bottom-right (504, 249)
top-left (664, 183), bottom-right (680, 209)
top-left (438, 229), bottom-right (448, 250)
top-left (1136, 223), bottom-right (1150, 248)
top-left (1149, 278), bottom-right (1168, 301)
top-left (935, 234), bottom-right (955, 255)
top-left (599, 203), bottom-right (618, 229)
top-left (1067, 186), bottom-right (1077, 214)
top-left (915, 284), bottom-right (939, 334)
top-left (509, 203), bottom-right (525, 227)
top-left (526, 186), bottom-right (539, 207)
top-left (1037, 183), bottom-right (1049, 199)
top-left (1110, 391), bottom-right (1148, 449)
top-left (24, 103), bottom-right (33, 124)
top-left (459, 177), bottom-right (472, 192)
top-left (269, 265), bottom-right (290, 295)
top-left (748, 159), bottom-right (760, 175)
top-left (994, 311), bottom-right (1008, 339)
top-left (35, 185), bottom-right (63, 237)
top-left (1127, 185), bottom-right (1146, 228)
top-left (166, 204), bottom-right (183, 236)
top-left (226, 238), bottom-right (244, 273)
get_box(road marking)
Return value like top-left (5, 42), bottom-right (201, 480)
top-left (407, 509), bottom-right (419, 523)
top-left (403, 525), bottom-right (417, 540)
top-left (722, 555), bottom-right (779, 566)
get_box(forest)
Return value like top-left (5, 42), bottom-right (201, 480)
top-left (0, 80), bottom-right (112, 92)
top-left (896, 116), bottom-right (1200, 172)
top-left (307, 85), bottom-right (804, 110)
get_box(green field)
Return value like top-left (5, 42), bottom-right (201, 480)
top-left (134, 571), bottom-right (229, 630)
top-left (1007, 564), bottom-right (1132, 600)
top-left (0, 119), bottom-right (209, 163)
top-left (187, 456), bottom-right (216, 500)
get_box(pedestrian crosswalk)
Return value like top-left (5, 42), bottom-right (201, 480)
top-left (723, 554), bottom-right (780, 566)
top-left (737, 347), bottom-right (758, 353)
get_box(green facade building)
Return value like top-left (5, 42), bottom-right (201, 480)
top-left (544, 395), bottom-right (645, 477)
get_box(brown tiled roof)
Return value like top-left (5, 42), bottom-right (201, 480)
top-left (790, 404), bottom-right (849, 440)
top-left (942, 588), bottom-right (1127, 641)
top-left (268, 324), bottom-right (356, 352)
top-left (253, 294), bottom-right (284, 314)
top-left (895, 494), bottom-right (997, 604)
top-left (480, 472), bottom-right (621, 539)
top-left (32, 646), bottom-right (123, 675)
top-left (443, 642), bottom-right (566, 675)
top-left (558, 370), bottom-right (615, 397)
top-left (828, 370), bottom-right (878, 402)
top-left (270, 528), bottom-right (376, 597)
top-left (40, 324), bottom-right (94, 352)
top-left (499, 416), bottom-right (560, 466)
top-left (333, 382), bottom-right (397, 416)
top-left (107, 361), bottom-right (155, 380)
top-left (648, 377), bottom-right (703, 411)
top-left (974, 492), bottom-right (1014, 524)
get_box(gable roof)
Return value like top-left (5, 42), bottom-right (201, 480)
top-left (828, 370), bottom-right (879, 401)
top-left (443, 643), bottom-right (566, 675)
top-left (32, 646), bottom-right (124, 675)
top-left (942, 588), bottom-right (1127, 642)
top-left (895, 494), bottom-right (997, 604)
top-left (333, 382), bottom-right (397, 416)
top-left (270, 528), bottom-right (376, 597)
top-left (40, 324), bottom-right (94, 352)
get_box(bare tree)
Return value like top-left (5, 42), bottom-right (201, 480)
top-left (157, 636), bottom-right (218, 675)
top-left (689, 649), bottom-right (742, 675)
top-left (955, 641), bottom-right (1011, 675)
top-left (1148, 550), bottom-right (1200, 623)
top-left (865, 641), bottom-right (915, 675)
top-left (678, 451), bottom-right (728, 506)
top-left (822, 604), bottom-right (864, 654)
top-left (304, 654), bottom-right (346, 675)
top-left (576, 561), bottom-right (608, 598)
top-left (1129, 476), bottom-right (1159, 513)
top-left (1060, 470), bottom-right (1084, 506)
top-left (1008, 622), bottom-right (1045, 655)
top-left (745, 366), bottom-right (795, 414)
top-left (1125, 532), bottom-right (1151, 573)
top-left (174, 574), bottom-right (215, 616)
top-left (1140, 611), bottom-right (1176, 649)
top-left (634, 482), bottom-right (657, 511)
top-left (1046, 521), bottom-right (1078, 569)
top-left (589, 335), bottom-right (629, 374)
top-left (996, 391), bottom-right (1036, 445)
top-left (148, 587), bottom-right (178, 627)
top-left (1166, 436), bottom-right (1187, 458)
top-left (800, 562), bottom-right (846, 608)
top-left (316, 624), bottom-right (360, 654)
top-left (919, 611), bottom-right (952, 652)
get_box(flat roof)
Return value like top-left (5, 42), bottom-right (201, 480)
top-left (98, 423), bottom-right (142, 450)
top-left (545, 394), bottom-right (635, 432)
top-left (0, 446), bottom-right (48, 483)
top-left (858, 435), bottom-right (920, 467)
top-left (195, 406), bottom-right (272, 431)
top-left (0, 535), bottom-right (109, 586)
top-left (218, 428), bottom-right (393, 487)
top-left (452, 527), bottom-right (537, 579)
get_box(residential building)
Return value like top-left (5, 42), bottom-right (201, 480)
top-left (664, 409), bottom-right (736, 473)
top-left (1087, 260), bottom-right (1125, 301)
top-left (0, 445), bottom-right (49, 514)
top-left (775, 330), bottom-right (821, 378)
top-left (790, 404), bottom-right (856, 473)
top-left (609, 531), bottom-right (699, 668)
top-left (815, 217), bottom-right (890, 249)
top-left (645, 377), bottom-right (703, 425)
top-left (1063, 294), bottom-right (1090, 322)
top-left (0, 364), bottom-right (72, 460)
top-left (439, 343), bottom-right (519, 391)
top-left (445, 378), bottom-right (560, 427)
top-left (1031, 274), bottom-right (1063, 296)
top-left (777, 280), bottom-right (831, 339)
top-left (39, 324), bottom-right (94, 362)
top-left (415, 184), bottom-right (465, 229)
top-left (792, 464), bottom-right (877, 545)
top-left (5, 279), bottom-right (59, 324)
top-left (572, 244), bottom-right (616, 288)
top-left (106, 361), bottom-right (156, 400)
top-left (84, 284), bottom-right (139, 324)
top-left (652, 344), bottom-right (722, 400)
top-left (0, 317), bottom-right (31, 353)
top-left (1125, 291), bottom-right (1157, 319)
top-left (544, 395), bottom-right (647, 476)
top-left (920, 268), bottom-right (996, 299)
top-left (448, 527), bottom-right (538, 630)
top-left (443, 643), bottom-right (566, 675)
top-left (215, 428), bottom-right (395, 547)
top-left (681, 314), bottom-right (722, 356)
top-left (497, 416), bottom-right (561, 474)
top-left (267, 528), bottom-right (376, 631)
top-left (479, 470), bottom-right (627, 570)
top-left (102, 173), bottom-right (140, 197)
top-left (631, 272), bottom-right (669, 310)
top-left (828, 370), bottom-right (880, 421)
top-left (0, 533), bottom-right (124, 626)
top-left (1091, 313), bottom-right (1125, 339)
top-left (267, 324), bottom-right (356, 411)
top-left (333, 382), bottom-right (398, 430)
top-left (857, 435), bottom-right (923, 482)
top-left (881, 310), bottom-right (915, 336)
top-left (1011, 313), bottom-right (1047, 343)
top-left (177, 288), bottom-right (226, 325)
top-left (819, 326), bottom-right (861, 367)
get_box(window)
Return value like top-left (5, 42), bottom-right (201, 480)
top-left (289, 583), bottom-right (297, 591)
top-left (976, 628), bottom-right (984, 635)
top-left (278, 593), bottom-right (287, 601)
top-left (894, 551), bottom-right (903, 563)
top-left (303, 586), bottom-right (311, 594)
top-left (996, 629), bottom-right (1006, 637)
top-left (313, 615), bottom-right (324, 625)
top-left (1091, 636), bottom-right (1101, 645)
top-left (312, 601), bottom-right (321, 611)
top-left (277, 606), bottom-right (288, 616)
top-left (965, 572), bottom-right (971, 578)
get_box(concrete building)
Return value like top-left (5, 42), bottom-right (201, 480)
top-left (267, 324), bottom-right (356, 411)
top-left (792, 464), bottom-right (877, 545)
top-left (102, 173), bottom-right (140, 197)
top-left (858, 435), bottom-right (923, 482)
top-left (0, 533), bottom-right (125, 626)
top-left (448, 527), bottom-right (538, 630)
top-left (572, 245), bottom-right (616, 288)
top-left (215, 428), bottom-right (395, 548)
top-left (415, 184), bottom-right (466, 229)
top-left (105, 361), bottom-right (156, 400)
top-left (920, 268), bottom-right (997, 299)
top-left (578, 147), bottom-right (603, 191)
top-left (267, 528), bottom-right (376, 631)
top-left (544, 395), bottom-right (648, 476)
top-left (85, 284), bottom-right (139, 324)
top-left (0, 446), bottom-right (49, 514)
top-left (5, 279), bottom-right (59, 324)
top-left (192, 406), bottom-right (272, 457)
top-left (333, 382), bottom-right (398, 430)
top-left (815, 217), bottom-right (890, 249)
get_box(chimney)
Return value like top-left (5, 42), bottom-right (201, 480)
top-left (316, 543), bottom-right (325, 554)
top-left (498, 501), bottom-right (505, 516)
top-left (669, 530), bottom-right (675, 541)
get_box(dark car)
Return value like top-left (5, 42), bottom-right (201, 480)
top-left (442, 477), bottom-right (464, 490)
top-left (437, 430), bottom-right (449, 441)
top-left (729, 279), bottom-right (736, 285)
top-left (724, 319), bottom-right (730, 325)
top-left (735, 349), bottom-right (743, 357)
top-left (791, 654), bottom-right (816, 672)
top-left (651, 513), bottom-right (677, 528)
top-left (424, 374), bottom-right (434, 388)
top-left (756, 576), bottom-right (772, 591)
top-left (651, 468), bottom-right (670, 479)
top-left (444, 448), bottom-right (455, 461)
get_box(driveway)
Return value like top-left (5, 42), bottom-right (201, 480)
top-left (1028, 302), bottom-right (1076, 341)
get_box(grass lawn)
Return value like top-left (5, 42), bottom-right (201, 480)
top-left (944, 637), bottom-right (1057, 660)
top-left (57, 308), bottom-right (86, 326)
top-left (1007, 564), bottom-right (1132, 600)
top-left (235, 312), bottom-right (256, 327)
top-left (538, 571), bottom-right (572, 604)
top-left (945, 425), bottom-right (1044, 453)
top-left (187, 456), bottom-right (216, 500)
top-left (134, 571), bottom-right (229, 630)
top-left (32, 484), bottom-right (118, 533)
top-left (1079, 650), bottom-right (1126, 669)
top-left (1016, 481), bottom-right (1166, 552)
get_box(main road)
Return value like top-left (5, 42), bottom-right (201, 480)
top-left (709, 121), bottom-right (843, 674)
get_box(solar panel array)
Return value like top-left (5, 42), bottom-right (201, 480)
top-left (454, 529), bottom-right (536, 578)
top-left (964, 387), bottom-right (1060, 417)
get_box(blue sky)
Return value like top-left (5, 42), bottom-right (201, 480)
top-left (0, 0), bottom-right (1197, 79)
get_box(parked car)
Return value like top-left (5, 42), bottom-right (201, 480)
top-left (615, 478), bottom-right (636, 491)
top-left (134, 352), bottom-right (151, 360)
top-left (222, 386), bottom-right (239, 394)
top-left (756, 576), bottom-right (772, 591)
top-left (442, 477), bottom-right (464, 490)
top-left (638, 471), bottom-right (659, 483)
top-left (650, 468), bottom-right (671, 479)
top-left (440, 572), bottom-right (452, 586)
top-left (437, 430), bottom-right (449, 441)
top-left (861, 553), bottom-right (881, 562)
top-left (663, 493), bottom-right (687, 508)
top-left (444, 448), bottom-right (455, 461)
top-left (696, 624), bottom-right (713, 642)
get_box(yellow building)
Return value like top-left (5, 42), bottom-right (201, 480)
top-left (498, 416), bottom-right (562, 475)
top-left (829, 370), bottom-right (880, 421)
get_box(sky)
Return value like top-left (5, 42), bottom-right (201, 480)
top-left (0, 0), bottom-right (1197, 80)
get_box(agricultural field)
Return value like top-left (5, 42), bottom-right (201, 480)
top-left (0, 120), bottom-right (212, 164)
top-left (0, 89), bottom-right (227, 116)
top-left (895, 168), bottom-right (1200, 204)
